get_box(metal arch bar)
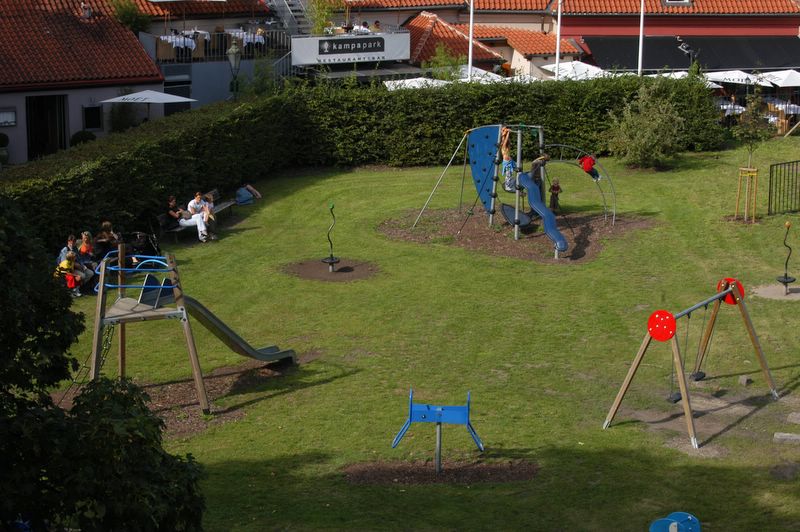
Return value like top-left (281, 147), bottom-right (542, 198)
top-left (674, 287), bottom-right (734, 320)
top-left (544, 143), bottom-right (617, 225)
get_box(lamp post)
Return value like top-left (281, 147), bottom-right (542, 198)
top-left (227, 41), bottom-right (242, 100)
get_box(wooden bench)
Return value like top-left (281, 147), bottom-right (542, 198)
top-left (157, 189), bottom-right (236, 243)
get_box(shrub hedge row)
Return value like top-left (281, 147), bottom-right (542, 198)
top-left (1, 77), bottom-right (723, 250)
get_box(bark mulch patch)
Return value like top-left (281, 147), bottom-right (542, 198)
top-left (54, 357), bottom-right (296, 439)
top-left (343, 459), bottom-right (538, 485)
top-left (379, 208), bottom-right (654, 264)
top-left (283, 258), bottom-right (380, 282)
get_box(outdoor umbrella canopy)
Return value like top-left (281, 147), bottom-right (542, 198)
top-left (762, 69), bottom-right (800, 88)
top-left (383, 78), bottom-right (450, 91)
top-left (646, 71), bottom-right (723, 89)
top-left (101, 90), bottom-right (197, 104)
top-left (706, 70), bottom-right (772, 86)
top-left (541, 61), bottom-right (607, 81)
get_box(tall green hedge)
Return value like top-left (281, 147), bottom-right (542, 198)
top-left (1, 77), bottom-right (723, 250)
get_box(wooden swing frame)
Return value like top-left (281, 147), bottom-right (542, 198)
top-left (603, 279), bottom-right (779, 449)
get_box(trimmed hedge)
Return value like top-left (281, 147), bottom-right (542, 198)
top-left (1, 77), bottom-right (723, 250)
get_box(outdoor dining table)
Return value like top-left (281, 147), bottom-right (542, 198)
top-left (160, 35), bottom-right (196, 50)
top-left (765, 97), bottom-right (800, 115)
top-left (225, 29), bottom-right (265, 46)
top-left (181, 29), bottom-right (210, 40)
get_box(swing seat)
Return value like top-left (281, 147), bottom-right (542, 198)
top-left (500, 203), bottom-right (537, 227)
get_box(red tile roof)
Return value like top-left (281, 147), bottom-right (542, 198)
top-left (453, 24), bottom-right (579, 56)
top-left (346, 0), bottom-right (800, 12)
top-left (404, 11), bottom-right (505, 64)
top-left (559, 0), bottom-right (800, 14)
top-left (92, 0), bottom-right (269, 17)
top-left (0, 1), bottom-right (163, 92)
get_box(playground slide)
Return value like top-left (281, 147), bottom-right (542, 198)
top-left (518, 172), bottom-right (568, 253)
top-left (182, 296), bottom-right (296, 364)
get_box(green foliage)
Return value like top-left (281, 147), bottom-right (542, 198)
top-left (242, 56), bottom-right (280, 96)
top-left (0, 194), bottom-right (83, 408)
top-left (306, 0), bottom-right (343, 35)
top-left (70, 129), bottom-right (97, 147)
top-left (607, 80), bottom-right (685, 168)
top-left (732, 88), bottom-right (776, 168)
top-left (422, 43), bottom-right (466, 80)
top-left (111, 0), bottom-right (151, 35)
top-left (1, 379), bottom-right (205, 530)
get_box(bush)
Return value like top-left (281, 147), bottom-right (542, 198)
top-left (111, 0), bottom-right (151, 35)
top-left (70, 129), bottom-right (97, 147)
top-left (732, 88), bottom-right (775, 168)
top-left (607, 80), bottom-right (686, 168)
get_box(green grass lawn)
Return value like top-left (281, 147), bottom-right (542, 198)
top-left (69, 138), bottom-right (800, 530)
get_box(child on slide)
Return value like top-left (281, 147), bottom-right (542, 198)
top-left (578, 153), bottom-right (600, 181)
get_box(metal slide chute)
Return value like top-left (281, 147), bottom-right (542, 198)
top-left (182, 296), bottom-right (296, 364)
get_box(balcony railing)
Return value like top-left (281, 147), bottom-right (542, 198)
top-left (153, 30), bottom-right (291, 63)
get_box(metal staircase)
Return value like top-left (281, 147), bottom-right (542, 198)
top-left (270, 0), bottom-right (311, 35)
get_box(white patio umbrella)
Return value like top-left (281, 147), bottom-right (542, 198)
top-left (762, 70), bottom-right (800, 88)
top-left (706, 70), bottom-right (772, 87)
top-left (383, 78), bottom-right (450, 91)
top-left (542, 61), bottom-right (606, 81)
top-left (646, 71), bottom-right (723, 89)
top-left (456, 65), bottom-right (504, 83)
top-left (101, 90), bottom-right (197, 119)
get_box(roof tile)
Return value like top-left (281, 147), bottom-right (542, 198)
top-left (453, 24), bottom-right (579, 56)
top-left (346, 0), bottom-right (800, 12)
top-left (0, 1), bottom-right (163, 91)
top-left (403, 11), bottom-right (505, 64)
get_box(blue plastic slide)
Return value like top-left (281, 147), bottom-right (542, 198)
top-left (518, 172), bottom-right (568, 252)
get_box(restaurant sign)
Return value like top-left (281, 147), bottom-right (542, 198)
top-left (292, 33), bottom-right (410, 66)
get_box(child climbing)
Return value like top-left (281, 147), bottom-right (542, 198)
top-left (578, 153), bottom-right (600, 181)
top-left (549, 178), bottom-right (562, 211)
top-left (500, 126), bottom-right (517, 193)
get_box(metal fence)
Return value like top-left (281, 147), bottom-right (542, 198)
top-left (768, 160), bottom-right (800, 215)
top-left (154, 30), bottom-right (291, 64)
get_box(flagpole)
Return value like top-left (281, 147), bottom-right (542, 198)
top-left (467, 0), bottom-right (474, 82)
top-left (637, 0), bottom-right (645, 75)
top-left (554, 0), bottom-right (563, 80)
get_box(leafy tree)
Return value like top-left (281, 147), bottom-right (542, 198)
top-left (607, 80), bottom-right (685, 168)
top-left (422, 43), bottom-right (465, 81)
top-left (732, 88), bottom-right (775, 168)
top-left (306, 0), bottom-right (344, 35)
top-left (111, 0), bottom-right (152, 36)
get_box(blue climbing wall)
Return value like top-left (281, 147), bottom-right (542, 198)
top-left (468, 125), bottom-right (501, 213)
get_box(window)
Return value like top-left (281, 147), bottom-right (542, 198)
top-left (83, 105), bottom-right (103, 130)
top-left (0, 107), bottom-right (16, 127)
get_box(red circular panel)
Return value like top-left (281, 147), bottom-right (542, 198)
top-left (717, 277), bottom-right (745, 305)
top-left (647, 310), bottom-right (676, 342)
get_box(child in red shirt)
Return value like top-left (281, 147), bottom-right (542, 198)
top-left (579, 154), bottom-right (600, 181)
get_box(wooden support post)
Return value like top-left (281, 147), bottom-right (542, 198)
top-left (167, 254), bottom-right (210, 414)
top-left (604, 333), bottom-right (652, 429)
top-left (90, 260), bottom-right (109, 379)
top-left (671, 336), bottom-right (698, 449)
top-left (735, 171), bottom-right (743, 219)
top-left (733, 284), bottom-right (779, 400)
top-left (117, 243), bottom-right (126, 379)
top-left (692, 298), bottom-right (722, 376)
top-left (737, 168), bottom-right (758, 222)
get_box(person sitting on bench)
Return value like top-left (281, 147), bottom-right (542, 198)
top-left (187, 191), bottom-right (217, 240)
top-left (167, 195), bottom-right (209, 242)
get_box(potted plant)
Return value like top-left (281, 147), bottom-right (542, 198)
top-left (0, 132), bottom-right (9, 166)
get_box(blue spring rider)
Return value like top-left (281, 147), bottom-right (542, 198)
top-left (392, 389), bottom-right (484, 473)
top-left (650, 512), bottom-right (701, 532)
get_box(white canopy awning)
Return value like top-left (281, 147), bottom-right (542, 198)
top-left (383, 78), bottom-right (450, 91)
top-left (706, 70), bottom-right (772, 87)
top-left (762, 69), bottom-right (800, 88)
top-left (541, 61), bottom-right (607, 81)
top-left (101, 90), bottom-right (197, 104)
top-left (646, 71), bottom-right (723, 89)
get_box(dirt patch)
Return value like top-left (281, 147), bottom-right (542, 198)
top-left (283, 258), bottom-right (380, 282)
top-left (343, 459), bottom-right (538, 485)
top-left (54, 358), bottom-right (295, 439)
top-left (379, 208), bottom-right (654, 263)
top-left (769, 462), bottom-right (800, 480)
top-left (752, 284), bottom-right (800, 301)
